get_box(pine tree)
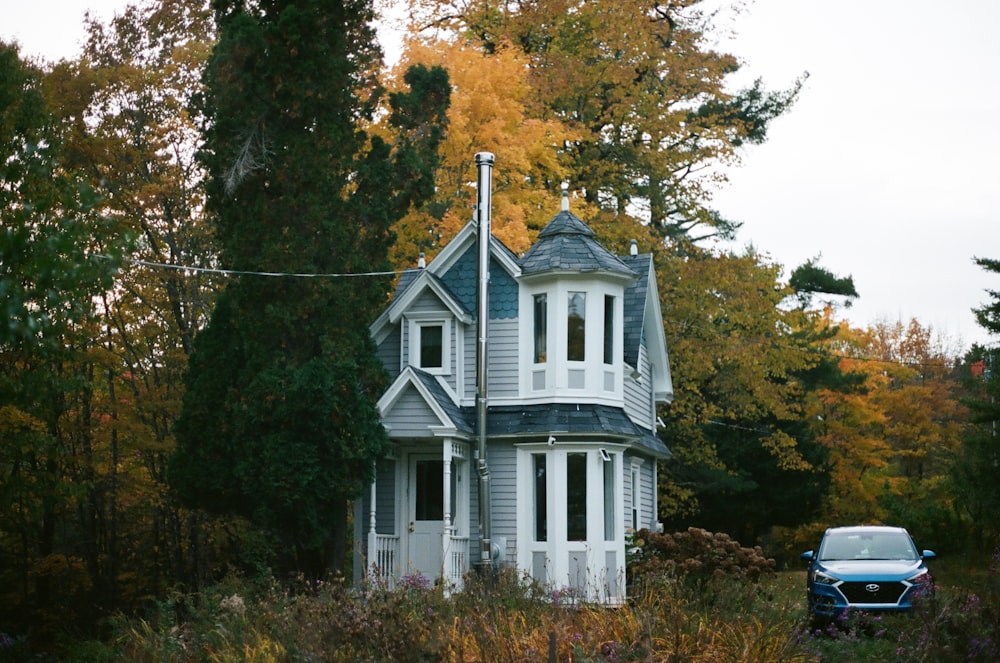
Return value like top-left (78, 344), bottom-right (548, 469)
top-left (170, 0), bottom-right (449, 576)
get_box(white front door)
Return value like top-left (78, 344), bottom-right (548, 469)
top-left (407, 455), bottom-right (443, 579)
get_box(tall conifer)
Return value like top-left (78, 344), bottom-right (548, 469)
top-left (170, 0), bottom-right (448, 576)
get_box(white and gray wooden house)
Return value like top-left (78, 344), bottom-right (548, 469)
top-left (354, 174), bottom-right (672, 603)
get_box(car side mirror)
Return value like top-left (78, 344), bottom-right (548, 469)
top-left (921, 550), bottom-right (936, 559)
top-left (800, 550), bottom-right (815, 562)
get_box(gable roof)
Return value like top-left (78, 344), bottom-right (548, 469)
top-left (369, 268), bottom-right (473, 342)
top-left (520, 210), bottom-right (637, 279)
top-left (377, 366), bottom-right (473, 436)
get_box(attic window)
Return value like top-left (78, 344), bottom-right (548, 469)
top-left (408, 317), bottom-right (450, 374)
top-left (420, 324), bottom-right (443, 368)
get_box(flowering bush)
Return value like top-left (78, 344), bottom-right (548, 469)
top-left (627, 527), bottom-right (776, 587)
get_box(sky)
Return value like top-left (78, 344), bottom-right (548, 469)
top-left (3, 0), bottom-right (998, 349)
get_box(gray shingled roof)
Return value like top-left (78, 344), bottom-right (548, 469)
top-left (483, 403), bottom-right (670, 457)
top-left (400, 376), bottom-right (670, 458)
top-left (620, 254), bottom-right (651, 368)
top-left (391, 269), bottom-right (473, 317)
top-left (520, 211), bottom-right (637, 278)
top-left (410, 368), bottom-right (474, 434)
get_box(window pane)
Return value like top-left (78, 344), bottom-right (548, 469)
top-left (567, 292), bottom-right (586, 361)
top-left (567, 453), bottom-right (587, 541)
top-left (631, 468), bottom-right (640, 531)
top-left (534, 454), bottom-right (547, 541)
top-left (603, 295), bottom-right (614, 364)
top-left (415, 460), bottom-right (443, 521)
top-left (420, 324), bottom-right (443, 368)
top-left (533, 294), bottom-right (547, 363)
top-left (604, 455), bottom-right (615, 541)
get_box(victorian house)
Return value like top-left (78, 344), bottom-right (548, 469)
top-left (353, 156), bottom-right (672, 602)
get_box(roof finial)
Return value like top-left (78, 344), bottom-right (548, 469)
top-left (418, 252), bottom-right (426, 269)
top-left (630, 239), bottom-right (638, 256)
top-left (561, 181), bottom-right (570, 212)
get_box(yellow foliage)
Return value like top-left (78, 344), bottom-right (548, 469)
top-left (382, 35), bottom-right (578, 267)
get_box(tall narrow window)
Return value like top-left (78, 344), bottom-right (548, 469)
top-left (567, 292), bottom-right (586, 361)
top-left (566, 453), bottom-right (588, 541)
top-left (420, 324), bottom-right (443, 368)
top-left (533, 294), bottom-right (547, 363)
top-left (603, 454), bottom-right (615, 541)
top-left (631, 466), bottom-right (640, 531)
top-left (603, 295), bottom-right (615, 365)
top-left (533, 454), bottom-right (547, 541)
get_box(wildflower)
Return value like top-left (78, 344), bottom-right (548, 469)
top-left (220, 593), bottom-right (246, 616)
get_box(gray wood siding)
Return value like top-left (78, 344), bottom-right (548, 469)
top-left (385, 387), bottom-right (442, 437)
top-left (464, 318), bottom-right (519, 399)
top-left (376, 324), bottom-right (401, 379)
top-left (462, 321), bottom-right (476, 399)
top-left (411, 289), bottom-right (446, 313)
top-left (488, 318), bottom-right (519, 398)
top-left (639, 461), bottom-right (655, 531)
top-left (624, 344), bottom-right (653, 430)
top-left (488, 442), bottom-right (518, 564)
top-left (467, 442), bottom-right (517, 565)
top-left (623, 455), bottom-right (657, 532)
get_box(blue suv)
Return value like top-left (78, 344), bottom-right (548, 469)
top-left (801, 525), bottom-right (936, 624)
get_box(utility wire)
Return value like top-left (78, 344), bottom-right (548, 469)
top-left (97, 255), bottom-right (407, 279)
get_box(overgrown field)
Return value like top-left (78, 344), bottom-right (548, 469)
top-left (5, 533), bottom-right (998, 662)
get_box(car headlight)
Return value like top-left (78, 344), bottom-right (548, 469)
top-left (812, 570), bottom-right (839, 585)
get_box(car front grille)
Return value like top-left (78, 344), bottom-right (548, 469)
top-left (839, 580), bottom-right (906, 604)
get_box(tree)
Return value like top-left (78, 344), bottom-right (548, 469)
top-left (383, 36), bottom-right (575, 264)
top-left (952, 257), bottom-right (1000, 544)
top-left (0, 41), bottom-right (125, 638)
top-left (409, 0), bottom-right (803, 242)
top-left (788, 256), bottom-right (859, 309)
top-left (655, 246), bottom-right (830, 541)
top-left (805, 320), bottom-right (965, 546)
top-left (170, 0), bottom-right (450, 576)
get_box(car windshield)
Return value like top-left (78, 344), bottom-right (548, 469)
top-left (819, 531), bottom-right (918, 561)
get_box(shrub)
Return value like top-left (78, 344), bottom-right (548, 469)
top-left (627, 527), bottom-right (776, 587)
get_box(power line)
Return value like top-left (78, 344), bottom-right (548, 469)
top-left (97, 255), bottom-right (407, 279)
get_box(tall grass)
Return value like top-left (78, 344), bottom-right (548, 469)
top-left (15, 541), bottom-right (1000, 662)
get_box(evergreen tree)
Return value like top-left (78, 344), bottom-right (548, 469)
top-left (170, 0), bottom-right (449, 576)
top-left (953, 257), bottom-right (1000, 544)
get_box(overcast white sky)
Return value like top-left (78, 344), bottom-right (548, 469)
top-left (4, 0), bottom-right (998, 349)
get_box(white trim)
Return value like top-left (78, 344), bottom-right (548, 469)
top-left (407, 315), bottom-right (452, 375)
top-left (377, 367), bottom-right (453, 429)
top-left (515, 443), bottom-right (626, 602)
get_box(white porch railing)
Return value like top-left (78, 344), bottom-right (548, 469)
top-left (368, 533), bottom-right (399, 588)
top-left (445, 534), bottom-right (470, 590)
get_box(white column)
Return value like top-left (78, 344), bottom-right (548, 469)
top-left (367, 463), bottom-right (377, 579)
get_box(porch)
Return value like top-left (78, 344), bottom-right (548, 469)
top-left (362, 440), bottom-right (474, 591)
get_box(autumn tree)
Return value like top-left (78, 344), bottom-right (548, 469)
top-left (407, 0), bottom-right (803, 242)
top-left (0, 41), bottom-right (124, 637)
top-left (655, 247), bottom-right (831, 542)
top-left (170, 0), bottom-right (450, 576)
top-left (383, 36), bottom-right (575, 264)
top-left (806, 319), bottom-right (965, 546)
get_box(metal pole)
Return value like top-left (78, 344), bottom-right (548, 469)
top-left (475, 152), bottom-right (494, 568)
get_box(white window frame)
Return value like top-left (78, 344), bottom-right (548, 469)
top-left (406, 314), bottom-right (452, 375)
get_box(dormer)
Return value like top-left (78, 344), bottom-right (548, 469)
top-left (517, 189), bottom-right (638, 404)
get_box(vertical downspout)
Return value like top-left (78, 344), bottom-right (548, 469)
top-left (475, 152), bottom-right (494, 568)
